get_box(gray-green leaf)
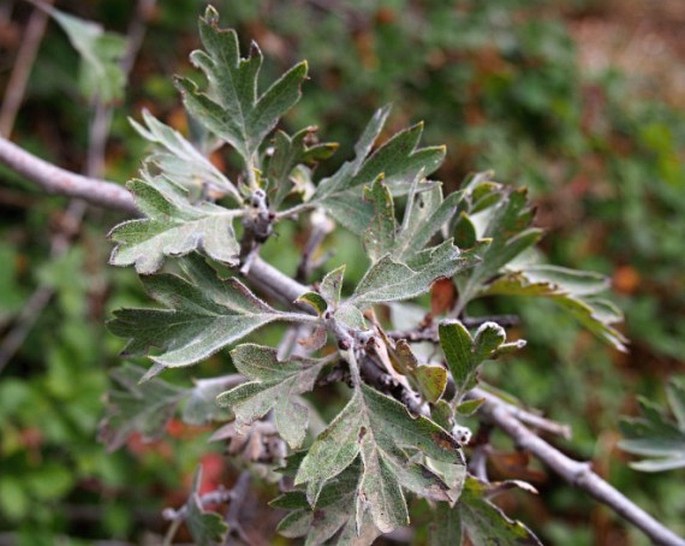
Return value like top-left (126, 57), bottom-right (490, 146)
top-left (176, 6), bottom-right (307, 165)
top-left (439, 321), bottom-right (512, 404)
top-left (108, 258), bottom-right (306, 370)
top-left (430, 477), bottom-right (541, 546)
top-left (109, 177), bottom-right (241, 274)
top-left (350, 240), bottom-right (475, 308)
top-left (295, 384), bottom-right (464, 534)
top-left (481, 265), bottom-right (627, 352)
top-left (216, 344), bottom-right (328, 448)
top-left (130, 109), bottom-right (241, 202)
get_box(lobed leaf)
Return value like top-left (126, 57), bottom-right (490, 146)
top-left (294, 383), bottom-right (464, 536)
top-left (216, 344), bottom-right (328, 448)
top-left (176, 6), bottom-right (307, 165)
top-left (439, 320), bottom-right (513, 404)
top-left (430, 477), bottom-right (541, 545)
top-left (350, 240), bottom-right (475, 308)
top-left (108, 258), bottom-right (307, 371)
top-left (313, 107), bottom-right (445, 234)
top-left (130, 110), bottom-right (240, 202)
top-left (482, 267), bottom-right (627, 352)
top-left (109, 177), bottom-right (241, 274)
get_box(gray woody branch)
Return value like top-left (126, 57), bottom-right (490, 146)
top-left (0, 135), bottom-right (682, 546)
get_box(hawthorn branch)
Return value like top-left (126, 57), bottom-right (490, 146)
top-left (0, 135), bottom-right (138, 214)
top-left (475, 393), bottom-right (685, 546)
top-left (470, 387), bottom-right (572, 439)
top-left (1, 138), bottom-right (683, 546)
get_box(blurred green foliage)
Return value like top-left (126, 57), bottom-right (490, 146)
top-left (1, 0), bottom-right (684, 544)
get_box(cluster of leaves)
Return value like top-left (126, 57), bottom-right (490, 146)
top-left (97, 7), bottom-right (629, 545)
top-left (5, 1), bottom-right (685, 544)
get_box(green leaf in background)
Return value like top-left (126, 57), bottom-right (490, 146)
top-left (47, 6), bottom-right (127, 102)
top-left (482, 265), bottom-right (627, 352)
top-left (130, 109), bottom-right (242, 203)
top-left (108, 258), bottom-right (308, 370)
top-left (619, 377), bottom-right (685, 471)
top-left (295, 384), bottom-right (464, 535)
top-left (176, 6), bottom-right (308, 166)
top-left (109, 176), bottom-right (241, 274)
top-left (98, 365), bottom-right (186, 451)
top-left (184, 466), bottom-right (229, 546)
top-left (217, 344), bottom-right (328, 448)
top-left (430, 477), bottom-right (542, 546)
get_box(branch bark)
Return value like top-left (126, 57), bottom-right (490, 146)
top-left (476, 394), bottom-right (685, 546)
top-left (0, 138), bottom-right (683, 546)
top-left (0, 135), bottom-right (137, 214)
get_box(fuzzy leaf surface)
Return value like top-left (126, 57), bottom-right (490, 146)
top-left (216, 344), bottom-right (328, 448)
top-left (108, 258), bottom-right (303, 370)
top-left (131, 110), bottom-right (240, 202)
top-left (268, 128), bottom-right (338, 208)
top-left (176, 6), bottom-right (307, 164)
top-left (275, 463), bottom-right (382, 546)
top-left (350, 240), bottom-right (475, 308)
top-left (313, 107), bottom-right (445, 234)
top-left (430, 478), bottom-right (541, 546)
top-left (295, 384), bottom-right (464, 535)
top-left (109, 177), bottom-right (241, 274)
top-left (456, 184), bottom-right (542, 306)
top-left (439, 321), bottom-right (509, 403)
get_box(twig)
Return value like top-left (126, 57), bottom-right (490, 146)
top-left (1, 134), bottom-right (683, 546)
top-left (0, 135), bottom-right (137, 213)
top-left (470, 387), bottom-right (572, 439)
top-left (477, 394), bottom-right (685, 546)
top-left (0, 0), bottom-right (52, 137)
top-left (162, 487), bottom-right (235, 522)
top-left (223, 471), bottom-right (251, 545)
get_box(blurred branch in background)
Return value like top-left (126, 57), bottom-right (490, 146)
top-left (0, 0), bottom-right (155, 374)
